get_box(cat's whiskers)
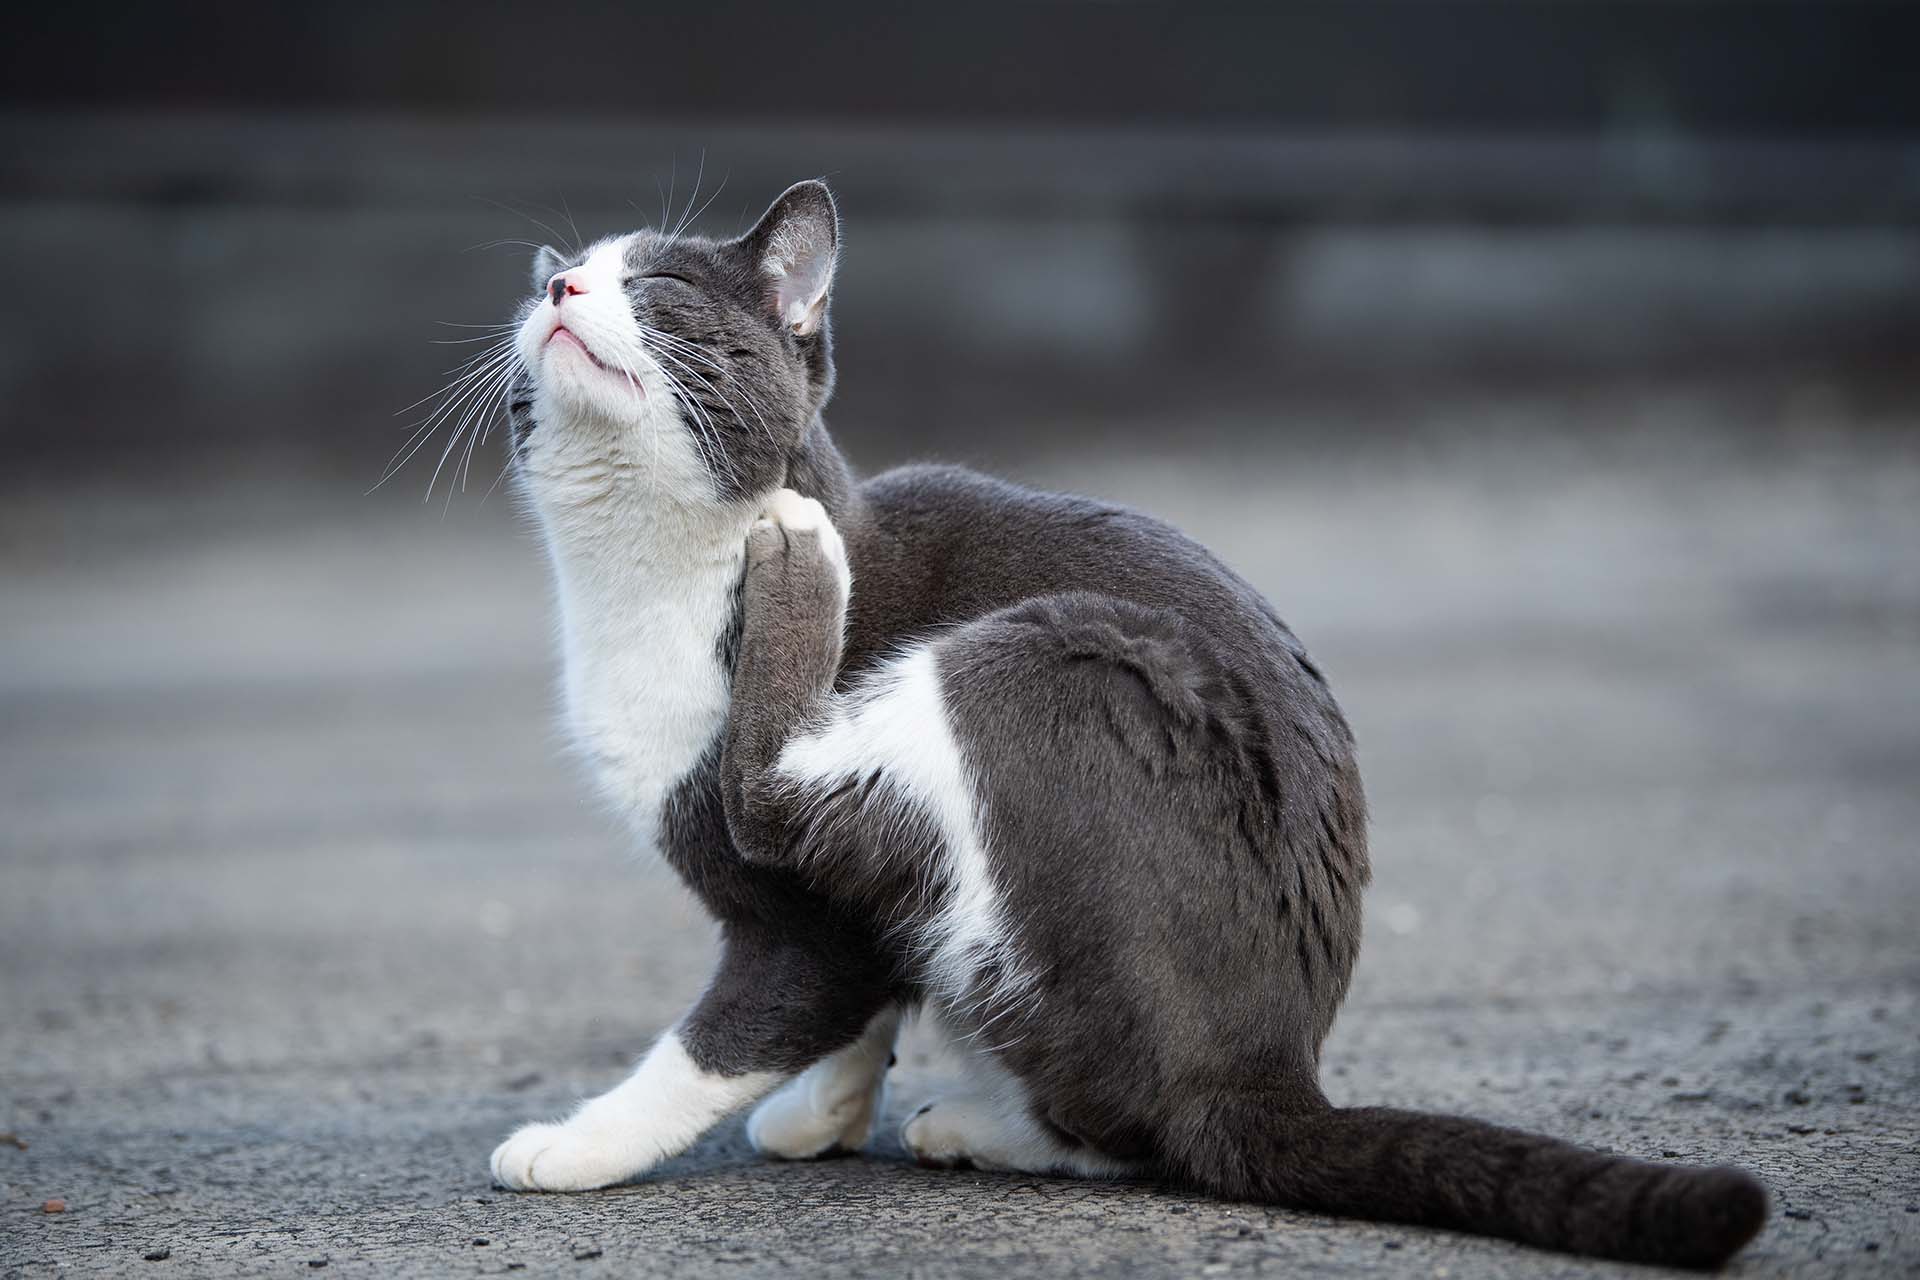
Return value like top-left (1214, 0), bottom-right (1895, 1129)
top-left (557, 196), bottom-right (583, 261)
top-left (467, 238), bottom-right (559, 256)
top-left (456, 372), bottom-right (508, 496)
top-left (476, 197), bottom-right (583, 261)
top-left (375, 339), bottom-right (522, 495)
top-left (648, 333), bottom-right (780, 450)
top-left (394, 338), bottom-right (518, 418)
top-left (598, 344), bottom-right (727, 502)
top-left (632, 338), bottom-right (748, 496)
top-left (671, 171), bottom-right (729, 246)
top-left (422, 345), bottom-right (518, 479)
top-left (662, 152), bottom-right (709, 249)
top-left (431, 320), bottom-right (522, 346)
top-left (431, 355), bottom-right (522, 507)
top-left (637, 326), bottom-right (781, 452)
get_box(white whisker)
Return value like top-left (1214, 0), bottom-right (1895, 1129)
top-left (374, 345), bottom-right (521, 493)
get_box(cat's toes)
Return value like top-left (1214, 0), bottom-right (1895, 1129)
top-left (749, 488), bottom-right (850, 600)
top-left (759, 487), bottom-right (829, 533)
top-left (490, 1120), bottom-right (561, 1190)
top-left (489, 1119), bottom-right (630, 1192)
top-left (746, 1076), bottom-right (878, 1160)
top-left (900, 1098), bottom-right (982, 1171)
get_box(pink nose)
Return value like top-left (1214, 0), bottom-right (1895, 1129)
top-left (547, 273), bottom-right (587, 306)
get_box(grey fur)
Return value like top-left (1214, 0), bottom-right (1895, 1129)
top-left (500, 181), bottom-right (1767, 1268)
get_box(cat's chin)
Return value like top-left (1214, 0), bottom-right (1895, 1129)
top-left (547, 326), bottom-right (646, 392)
top-left (532, 363), bottom-right (648, 430)
top-left (546, 325), bottom-right (610, 368)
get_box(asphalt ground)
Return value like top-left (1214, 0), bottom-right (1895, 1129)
top-left (4, 402), bottom-right (1917, 1276)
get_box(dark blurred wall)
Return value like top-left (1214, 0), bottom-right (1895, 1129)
top-left (3, 2), bottom-right (1916, 485)
top-left (12, 2), bottom-right (1916, 133)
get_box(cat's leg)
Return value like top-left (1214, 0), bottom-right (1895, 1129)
top-left (490, 926), bottom-right (889, 1191)
top-left (489, 1023), bottom-right (775, 1193)
top-left (900, 1014), bottom-right (1144, 1180)
top-left (720, 487), bottom-right (853, 865)
top-left (901, 1090), bottom-right (1143, 1179)
top-left (746, 1004), bottom-right (902, 1159)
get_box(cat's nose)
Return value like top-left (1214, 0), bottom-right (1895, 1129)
top-left (547, 274), bottom-right (587, 306)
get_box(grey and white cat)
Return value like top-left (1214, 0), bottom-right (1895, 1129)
top-left (478, 180), bottom-right (1766, 1267)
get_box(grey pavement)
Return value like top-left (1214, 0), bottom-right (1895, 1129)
top-left (3, 405), bottom-right (1918, 1276)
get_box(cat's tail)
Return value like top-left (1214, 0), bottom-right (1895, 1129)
top-left (1166, 1098), bottom-right (1767, 1268)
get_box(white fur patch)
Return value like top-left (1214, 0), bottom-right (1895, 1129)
top-left (746, 1006), bottom-right (900, 1159)
top-left (776, 646), bottom-right (1030, 1019)
top-left (491, 1030), bottom-right (778, 1191)
top-left (536, 501), bottom-right (743, 848)
top-left (902, 1087), bottom-right (1140, 1179)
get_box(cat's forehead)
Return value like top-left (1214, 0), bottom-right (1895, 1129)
top-left (557, 232), bottom-right (703, 272)
top-left (620, 229), bottom-right (735, 273)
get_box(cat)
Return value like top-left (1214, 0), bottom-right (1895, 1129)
top-left (477, 179), bottom-right (1766, 1267)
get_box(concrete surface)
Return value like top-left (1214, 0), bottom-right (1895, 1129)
top-left (3, 405), bottom-right (1918, 1276)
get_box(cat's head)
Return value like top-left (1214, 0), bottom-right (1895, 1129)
top-left (506, 180), bottom-right (840, 510)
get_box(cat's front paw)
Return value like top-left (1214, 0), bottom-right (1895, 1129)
top-left (489, 1118), bottom-right (632, 1192)
top-left (747, 488), bottom-right (851, 605)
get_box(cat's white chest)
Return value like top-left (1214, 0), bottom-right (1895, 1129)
top-left (518, 392), bottom-right (749, 849)
top-left (561, 595), bottom-right (734, 845)
top-left (540, 521), bottom-right (745, 848)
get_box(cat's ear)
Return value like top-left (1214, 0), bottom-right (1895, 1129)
top-left (529, 244), bottom-right (566, 293)
top-left (742, 181), bottom-right (839, 337)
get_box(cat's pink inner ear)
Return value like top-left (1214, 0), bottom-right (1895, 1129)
top-left (751, 182), bottom-right (838, 336)
top-left (769, 239), bottom-right (835, 336)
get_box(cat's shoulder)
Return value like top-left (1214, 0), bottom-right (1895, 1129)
top-left (857, 462), bottom-right (1122, 525)
top-left (859, 462), bottom-right (1022, 507)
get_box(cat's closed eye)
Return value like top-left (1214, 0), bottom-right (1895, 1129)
top-left (638, 272), bottom-right (696, 287)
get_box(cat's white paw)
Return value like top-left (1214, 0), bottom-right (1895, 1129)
top-left (901, 1096), bottom-right (1006, 1171)
top-left (746, 1072), bottom-right (882, 1160)
top-left (753, 488), bottom-right (851, 602)
top-left (489, 1118), bottom-right (632, 1192)
top-left (489, 1033), bottom-right (780, 1192)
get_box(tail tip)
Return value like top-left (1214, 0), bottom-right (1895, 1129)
top-left (1686, 1166), bottom-right (1769, 1268)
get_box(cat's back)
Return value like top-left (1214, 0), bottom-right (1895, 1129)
top-left (849, 458), bottom-right (1357, 809)
top-left (848, 462), bottom-right (1327, 694)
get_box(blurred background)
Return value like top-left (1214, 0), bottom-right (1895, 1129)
top-left (4, 3), bottom-right (1918, 1273)
top-left (6, 1), bottom-right (1920, 477)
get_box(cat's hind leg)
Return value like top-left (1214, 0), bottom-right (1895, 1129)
top-left (902, 1089), bottom-right (1143, 1179)
top-left (747, 1004), bottom-right (902, 1160)
top-left (898, 1020), bottom-right (1144, 1180)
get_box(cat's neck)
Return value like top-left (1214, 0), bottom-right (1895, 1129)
top-left (786, 415), bottom-right (860, 526)
top-left (529, 412), bottom-right (858, 594)
top-left (523, 413), bottom-right (859, 838)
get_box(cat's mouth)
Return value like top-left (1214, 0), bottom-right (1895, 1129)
top-left (528, 318), bottom-right (645, 405)
top-left (546, 325), bottom-right (614, 373)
